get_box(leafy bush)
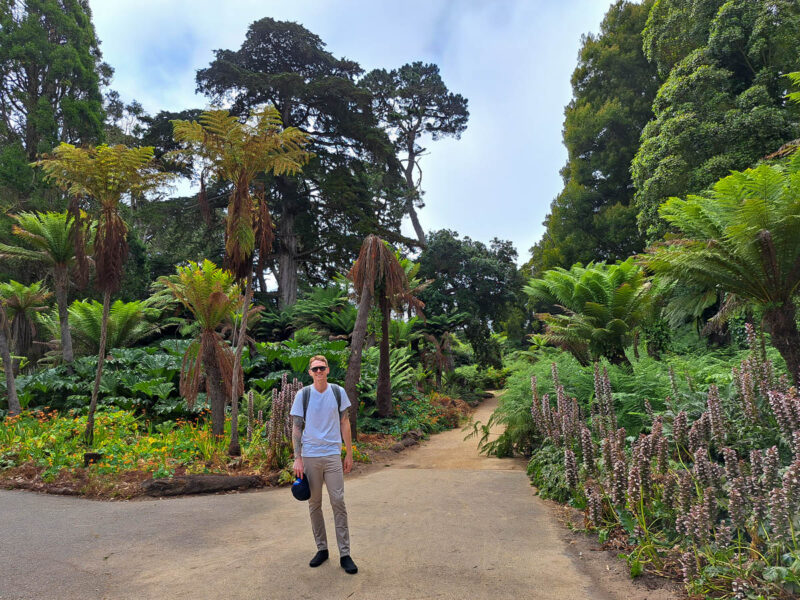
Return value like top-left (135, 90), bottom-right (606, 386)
top-left (4, 343), bottom-right (191, 418)
top-left (446, 364), bottom-right (509, 400)
top-left (526, 443), bottom-right (571, 502)
top-left (38, 298), bottom-right (162, 357)
top-left (497, 324), bottom-right (800, 598)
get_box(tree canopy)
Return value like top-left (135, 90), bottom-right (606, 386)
top-left (530, 0), bottom-right (658, 274)
top-left (645, 153), bottom-right (800, 383)
top-left (633, 0), bottom-right (800, 239)
top-left (361, 62), bottom-right (469, 246)
top-left (0, 0), bottom-right (108, 198)
top-left (196, 17), bottom-right (407, 307)
top-left (417, 229), bottom-right (522, 367)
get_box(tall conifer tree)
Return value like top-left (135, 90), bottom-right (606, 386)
top-left (530, 1), bottom-right (658, 274)
top-left (0, 0), bottom-right (108, 198)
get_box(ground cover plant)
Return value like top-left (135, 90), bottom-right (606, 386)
top-left (0, 330), bottom-right (474, 498)
top-left (491, 325), bottom-right (800, 598)
top-left (0, 373), bottom-right (375, 497)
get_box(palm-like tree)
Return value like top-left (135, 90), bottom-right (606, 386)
top-left (162, 260), bottom-right (242, 436)
top-left (0, 212), bottom-right (85, 364)
top-left (37, 298), bottom-right (161, 356)
top-left (171, 106), bottom-right (310, 455)
top-left (346, 235), bottom-right (424, 424)
top-left (36, 143), bottom-right (175, 445)
top-left (0, 299), bottom-right (20, 415)
top-left (0, 280), bottom-right (51, 367)
top-left (525, 258), bottom-right (653, 366)
top-left (645, 155), bottom-right (800, 384)
top-left (419, 312), bottom-right (467, 388)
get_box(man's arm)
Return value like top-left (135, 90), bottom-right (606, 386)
top-left (292, 416), bottom-right (304, 477)
top-left (340, 407), bottom-right (353, 474)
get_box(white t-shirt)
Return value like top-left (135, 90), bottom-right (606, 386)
top-left (289, 384), bottom-right (351, 458)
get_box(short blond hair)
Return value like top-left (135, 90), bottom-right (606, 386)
top-left (309, 354), bottom-right (328, 368)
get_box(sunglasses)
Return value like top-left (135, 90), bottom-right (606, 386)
top-left (310, 365), bottom-right (327, 373)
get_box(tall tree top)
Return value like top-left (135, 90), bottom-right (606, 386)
top-left (361, 62), bottom-right (469, 150)
top-left (0, 0), bottom-right (108, 161)
top-left (196, 17), bottom-right (368, 135)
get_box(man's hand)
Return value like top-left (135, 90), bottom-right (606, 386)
top-left (343, 451), bottom-right (353, 474)
top-left (293, 456), bottom-right (304, 478)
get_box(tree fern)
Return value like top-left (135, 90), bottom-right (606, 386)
top-left (525, 258), bottom-right (653, 366)
top-left (646, 155), bottom-right (800, 383)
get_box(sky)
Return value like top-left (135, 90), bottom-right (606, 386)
top-left (89, 0), bottom-right (614, 265)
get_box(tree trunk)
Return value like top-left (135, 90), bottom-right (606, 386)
top-left (257, 269), bottom-right (267, 295)
top-left (345, 282), bottom-right (373, 441)
top-left (403, 146), bottom-right (426, 247)
top-left (376, 294), bottom-right (392, 417)
top-left (0, 304), bottom-right (21, 415)
top-left (203, 340), bottom-right (227, 437)
top-left (54, 266), bottom-right (74, 364)
top-left (228, 280), bottom-right (253, 457)
top-left (277, 210), bottom-right (298, 309)
top-left (764, 301), bottom-right (800, 386)
top-left (406, 198), bottom-right (426, 249)
top-left (85, 289), bottom-right (111, 446)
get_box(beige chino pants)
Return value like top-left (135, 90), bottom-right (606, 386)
top-left (304, 454), bottom-right (350, 556)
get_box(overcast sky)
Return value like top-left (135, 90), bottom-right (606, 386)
top-left (89, 0), bottom-right (614, 264)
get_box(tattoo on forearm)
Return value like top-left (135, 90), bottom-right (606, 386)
top-left (340, 407), bottom-right (349, 421)
top-left (292, 417), bottom-right (304, 457)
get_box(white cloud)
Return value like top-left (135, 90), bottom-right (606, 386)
top-left (89, 0), bottom-right (613, 263)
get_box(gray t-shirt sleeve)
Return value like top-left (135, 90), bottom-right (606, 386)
top-left (338, 385), bottom-right (352, 413)
top-left (289, 389), bottom-right (304, 417)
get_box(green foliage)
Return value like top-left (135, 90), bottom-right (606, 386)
top-left (489, 324), bottom-right (799, 597)
top-left (525, 259), bottom-right (654, 366)
top-left (389, 317), bottom-right (421, 349)
top-left (633, 0), bottom-right (800, 239)
top-left (530, 0), bottom-right (657, 273)
top-left (289, 283), bottom-right (352, 336)
top-left (249, 337), bottom-right (349, 387)
top-left (0, 211), bottom-right (84, 269)
top-left (0, 407), bottom-right (260, 482)
top-left (526, 443), bottom-right (572, 502)
top-left (0, 279), bottom-right (51, 359)
top-left (170, 106), bottom-right (310, 283)
top-left (38, 298), bottom-right (161, 356)
top-left (479, 345), bottom-right (762, 461)
top-left (5, 343), bottom-right (192, 418)
top-left (360, 61), bottom-right (469, 243)
top-left (0, 0), bottom-right (107, 180)
top-left (646, 155), bottom-right (800, 382)
top-left (357, 346), bottom-right (416, 406)
top-left (418, 230), bottom-right (523, 368)
top-left (195, 17), bottom-right (405, 299)
top-left (787, 71), bottom-right (800, 104)
top-left (445, 364), bottom-right (508, 402)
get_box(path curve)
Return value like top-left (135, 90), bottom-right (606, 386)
top-left (0, 395), bottom-right (675, 600)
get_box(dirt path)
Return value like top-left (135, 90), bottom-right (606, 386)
top-left (0, 396), bottom-right (678, 600)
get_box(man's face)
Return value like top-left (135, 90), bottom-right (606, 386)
top-left (308, 360), bottom-right (328, 382)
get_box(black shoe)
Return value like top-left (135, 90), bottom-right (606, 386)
top-left (340, 555), bottom-right (358, 574)
top-left (309, 549), bottom-right (328, 567)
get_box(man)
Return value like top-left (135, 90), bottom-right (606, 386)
top-left (290, 354), bottom-right (358, 574)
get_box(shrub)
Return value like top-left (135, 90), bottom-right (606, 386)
top-left (527, 443), bottom-right (571, 503)
top-left (510, 324), bottom-right (800, 598)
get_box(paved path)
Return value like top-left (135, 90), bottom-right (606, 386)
top-left (0, 396), bottom-right (673, 600)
